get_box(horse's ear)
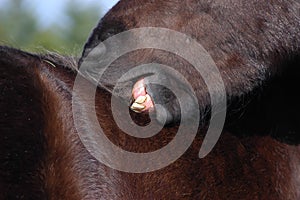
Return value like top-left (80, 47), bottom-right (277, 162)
top-left (79, 20), bottom-right (104, 64)
top-left (79, 3), bottom-right (125, 66)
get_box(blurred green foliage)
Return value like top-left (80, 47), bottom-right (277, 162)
top-left (0, 0), bottom-right (102, 56)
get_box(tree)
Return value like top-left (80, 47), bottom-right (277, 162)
top-left (0, 0), bottom-right (102, 55)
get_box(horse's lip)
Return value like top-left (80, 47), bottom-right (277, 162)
top-left (130, 79), bottom-right (154, 113)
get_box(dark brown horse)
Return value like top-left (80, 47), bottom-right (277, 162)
top-left (1, 0), bottom-right (300, 199)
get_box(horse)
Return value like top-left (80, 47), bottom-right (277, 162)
top-left (1, 0), bottom-right (300, 199)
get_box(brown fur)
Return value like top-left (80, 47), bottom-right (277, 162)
top-left (1, 0), bottom-right (300, 199)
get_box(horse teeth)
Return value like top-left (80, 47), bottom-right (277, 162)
top-left (131, 102), bottom-right (145, 112)
top-left (135, 95), bottom-right (147, 104)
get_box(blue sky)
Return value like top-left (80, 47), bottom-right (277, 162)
top-left (0, 0), bottom-right (119, 28)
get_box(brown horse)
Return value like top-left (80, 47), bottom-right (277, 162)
top-left (1, 0), bottom-right (300, 199)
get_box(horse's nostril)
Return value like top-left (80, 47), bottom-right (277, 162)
top-left (130, 79), bottom-right (154, 113)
